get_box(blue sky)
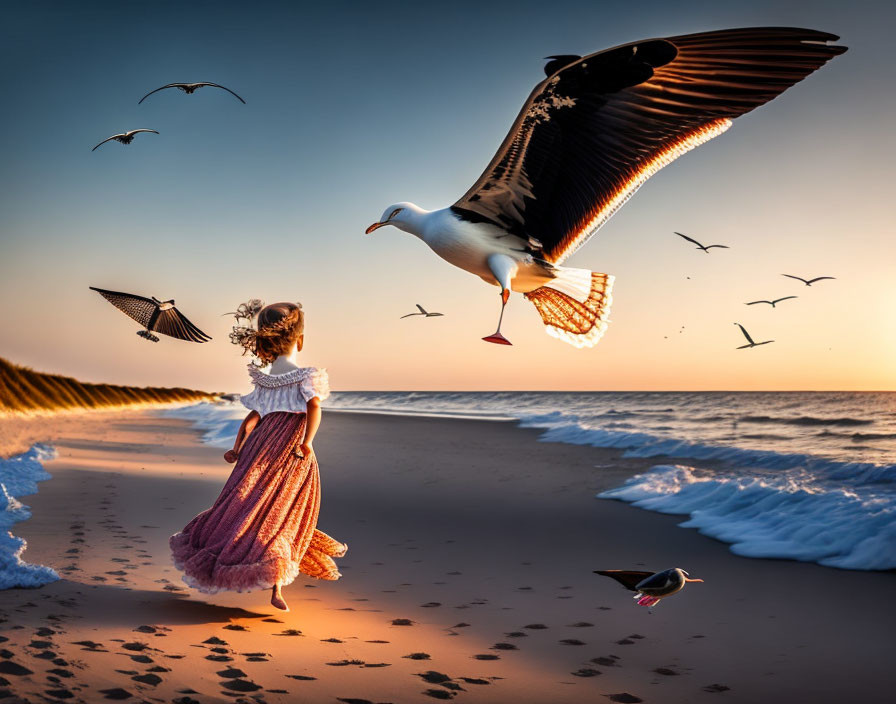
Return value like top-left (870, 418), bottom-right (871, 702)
top-left (1, 0), bottom-right (893, 391)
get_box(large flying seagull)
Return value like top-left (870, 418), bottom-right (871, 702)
top-left (366, 28), bottom-right (846, 347)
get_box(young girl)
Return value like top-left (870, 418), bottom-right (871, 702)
top-left (170, 300), bottom-right (346, 611)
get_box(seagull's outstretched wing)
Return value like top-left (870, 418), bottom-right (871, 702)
top-left (453, 28), bottom-right (845, 265)
top-left (772, 296), bottom-right (798, 304)
top-left (153, 308), bottom-right (212, 343)
top-left (416, 304), bottom-right (428, 315)
top-left (92, 135), bottom-right (121, 151)
top-left (138, 83), bottom-right (184, 104)
top-left (745, 300), bottom-right (772, 306)
top-left (735, 323), bottom-right (755, 345)
top-left (594, 570), bottom-right (655, 592)
top-left (703, 245), bottom-right (729, 251)
top-left (806, 276), bottom-right (836, 284)
top-left (674, 232), bottom-right (704, 249)
top-left (399, 312), bottom-right (420, 319)
top-left (127, 129), bottom-right (159, 136)
top-left (782, 274), bottom-right (809, 284)
top-left (90, 286), bottom-right (157, 327)
top-left (197, 82), bottom-right (246, 104)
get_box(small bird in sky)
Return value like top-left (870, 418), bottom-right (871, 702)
top-left (674, 232), bottom-right (729, 253)
top-left (92, 129), bottom-right (159, 151)
top-left (745, 296), bottom-right (797, 308)
top-left (138, 82), bottom-right (246, 104)
top-left (90, 286), bottom-right (211, 343)
top-left (734, 322), bottom-right (773, 349)
top-left (782, 274), bottom-right (836, 286)
top-left (400, 304), bottom-right (444, 319)
top-left (594, 568), bottom-right (704, 608)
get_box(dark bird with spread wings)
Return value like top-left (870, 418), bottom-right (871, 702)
top-left (595, 568), bottom-right (704, 608)
top-left (92, 129), bottom-right (159, 151)
top-left (782, 274), bottom-right (836, 286)
top-left (734, 322), bottom-right (773, 349)
top-left (365, 28), bottom-right (846, 347)
top-left (400, 304), bottom-right (444, 319)
top-left (674, 232), bottom-right (730, 253)
top-left (138, 82), bottom-right (246, 104)
top-left (745, 296), bottom-right (797, 308)
top-left (90, 287), bottom-right (211, 343)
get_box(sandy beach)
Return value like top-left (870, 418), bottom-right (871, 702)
top-left (0, 408), bottom-right (892, 704)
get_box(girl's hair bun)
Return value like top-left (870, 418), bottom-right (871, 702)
top-left (228, 300), bottom-right (304, 365)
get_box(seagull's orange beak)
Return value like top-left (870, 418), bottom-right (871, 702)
top-left (685, 578), bottom-right (704, 583)
top-left (365, 221), bottom-right (386, 234)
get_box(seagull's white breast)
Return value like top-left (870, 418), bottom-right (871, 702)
top-left (419, 209), bottom-right (552, 292)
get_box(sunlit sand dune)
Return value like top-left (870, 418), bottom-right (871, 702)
top-left (0, 357), bottom-right (217, 416)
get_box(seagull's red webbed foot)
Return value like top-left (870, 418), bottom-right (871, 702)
top-left (483, 288), bottom-right (513, 345)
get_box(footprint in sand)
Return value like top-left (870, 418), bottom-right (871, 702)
top-left (523, 624), bottom-right (548, 630)
top-left (220, 678), bottom-right (262, 692)
top-left (605, 694), bottom-right (643, 703)
top-left (490, 643), bottom-right (517, 651)
top-left (592, 656), bottom-right (620, 667)
top-left (132, 673), bottom-right (163, 686)
top-left (390, 619), bottom-right (414, 626)
top-left (654, 667), bottom-right (679, 676)
top-left (572, 668), bottom-right (602, 677)
top-left (704, 684), bottom-right (731, 693)
top-left (559, 639), bottom-right (587, 646)
top-left (472, 654), bottom-right (499, 661)
top-left (286, 674), bottom-right (317, 681)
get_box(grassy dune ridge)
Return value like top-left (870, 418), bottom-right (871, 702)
top-left (0, 357), bottom-right (217, 415)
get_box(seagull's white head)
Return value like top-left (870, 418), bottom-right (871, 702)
top-left (365, 202), bottom-right (427, 238)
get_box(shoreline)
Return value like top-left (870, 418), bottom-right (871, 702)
top-left (0, 408), bottom-right (892, 703)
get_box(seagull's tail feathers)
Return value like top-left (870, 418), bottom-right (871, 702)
top-left (524, 267), bottom-right (614, 348)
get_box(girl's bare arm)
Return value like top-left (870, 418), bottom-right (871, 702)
top-left (224, 411), bottom-right (260, 463)
top-left (298, 397), bottom-right (321, 458)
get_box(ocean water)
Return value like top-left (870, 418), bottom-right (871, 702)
top-left (0, 444), bottom-right (59, 589)
top-left (167, 391), bottom-right (896, 571)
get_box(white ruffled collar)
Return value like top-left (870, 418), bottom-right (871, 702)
top-left (247, 364), bottom-right (321, 389)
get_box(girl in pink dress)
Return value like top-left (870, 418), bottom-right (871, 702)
top-left (170, 300), bottom-right (346, 611)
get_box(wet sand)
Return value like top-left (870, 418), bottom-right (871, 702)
top-left (0, 408), bottom-right (892, 703)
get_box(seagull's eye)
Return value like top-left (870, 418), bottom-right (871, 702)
top-left (388, 208), bottom-right (403, 220)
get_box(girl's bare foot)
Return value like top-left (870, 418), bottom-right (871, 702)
top-left (271, 584), bottom-right (289, 611)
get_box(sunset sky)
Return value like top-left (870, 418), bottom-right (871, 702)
top-left (1, 0), bottom-right (893, 393)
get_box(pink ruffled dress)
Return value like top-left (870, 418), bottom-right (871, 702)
top-left (170, 365), bottom-right (346, 593)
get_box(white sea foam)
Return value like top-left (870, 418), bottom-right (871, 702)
top-left (0, 444), bottom-right (59, 589)
top-left (167, 392), bottom-right (896, 571)
top-left (599, 464), bottom-right (896, 571)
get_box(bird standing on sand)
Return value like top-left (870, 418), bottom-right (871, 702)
top-left (745, 296), bottom-right (797, 308)
top-left (90, 287), bottom-right (211, 343)
top-left (674, 232), bottom-right (729, 253)
top-left (734, 323), bottom-right (773, 349)
top-left (92, 129), bottom-right (159, 151)
top-left (400, 304), bottom-right (444, 319)
top-left (782, 274), bottom-right (836, 286)
top-left (366, 28), bottom-right (845, 347)
top-left (138, 82), bottom-right (246, 104)
top-left (595, 568), bottom-right (704, 608)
